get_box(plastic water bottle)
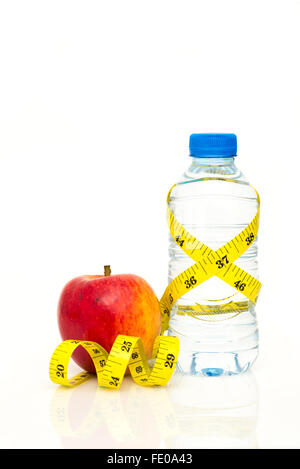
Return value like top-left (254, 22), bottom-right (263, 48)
top-left (168, 134), bottom-right (259, 376)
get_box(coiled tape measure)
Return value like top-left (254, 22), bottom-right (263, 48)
top-left (49, 335), bottom-right (179, 390)
top-left (50, 177), bottom-right (261, 389)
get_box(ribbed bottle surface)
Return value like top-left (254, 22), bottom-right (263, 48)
top-left (167, 157), bottom-right (259, 376)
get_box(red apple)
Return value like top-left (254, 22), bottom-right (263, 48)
top-left (57, 266), bottom-right (161, 373)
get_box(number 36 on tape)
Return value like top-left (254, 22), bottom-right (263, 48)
top-left (49, 335), bottom-right (179, 390)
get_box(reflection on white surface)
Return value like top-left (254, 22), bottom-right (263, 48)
top-left (50, 370), bottom-right (258, 449)
top-left (166, 370), bottom-right (258, 449)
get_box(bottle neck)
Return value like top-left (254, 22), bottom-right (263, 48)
top-left (190, 156), bottom-right (235, 166)
top-left (183, 156), bottom-right (242, 181)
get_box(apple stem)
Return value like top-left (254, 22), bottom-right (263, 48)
top-left (104, 265), bottom-right (111, 276)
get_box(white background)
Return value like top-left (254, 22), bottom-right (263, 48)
top-left (0, 0), bottom-right (299, 449)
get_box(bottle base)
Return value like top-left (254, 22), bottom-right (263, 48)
top-left (176, 348), bottom-right (258, 376)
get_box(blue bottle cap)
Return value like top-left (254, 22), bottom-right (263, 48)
top-left (189, 133), bottom-right (237, 157)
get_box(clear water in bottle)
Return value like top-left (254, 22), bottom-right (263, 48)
top-left (168, 134), bottom-right (259, 376)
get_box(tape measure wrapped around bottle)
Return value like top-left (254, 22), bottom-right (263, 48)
top-left (159, 178), bottom-right (261, 334)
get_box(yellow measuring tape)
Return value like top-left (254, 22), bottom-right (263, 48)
top-left (50, 178), bottom-right (260, 389)
top-left (49, 335), bottom-right (179, 390)
top-left (160, 177), bottom-right (261, 333)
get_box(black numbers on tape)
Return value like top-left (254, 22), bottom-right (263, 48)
top-left (99, 359), bottom-right (106, 367)
top-left (216, 255), bottom-right (229, 269)
top-left (165, 354), bottom-right (175, 368)
top-left (164, 308), bottom-right (170, 317)
top-left (56, 364), bottom-right (65, 378)
top-left (175, 236), bottom-right (185, 247)
top-left (109, 376), bottom-right (120, 387)
top-left (136, 366), bottom-right (143, 374)
top-left (246, 232), bottom-right (254, 246)
top-left (121, 340), bottom-right (132, 352)
top-left (185, 276), bottom-right (197, 289)
top-left (234, 280), bottom-right (246, 291)
top-left (131, 352), bottom-right (139, 360)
